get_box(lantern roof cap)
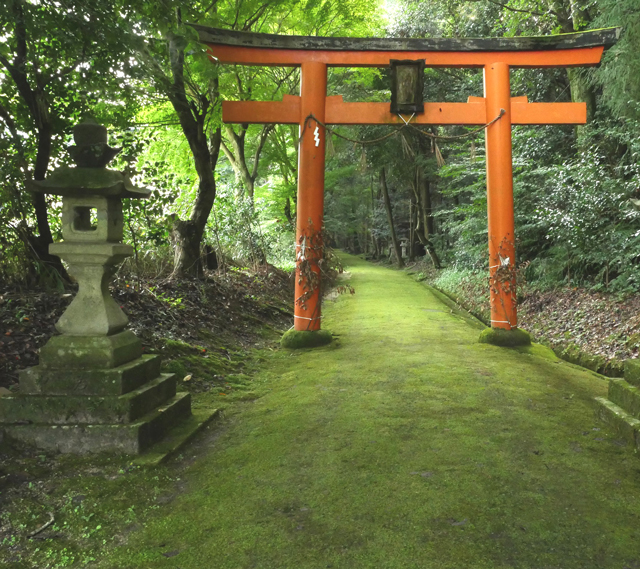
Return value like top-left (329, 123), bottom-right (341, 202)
top-left (27, 119), bottom-right (151, 199)
top-left (27, 168), bottom-right (151, 199)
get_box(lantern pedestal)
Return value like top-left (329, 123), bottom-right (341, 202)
top-left (0, 120), bottom-right (215, 457)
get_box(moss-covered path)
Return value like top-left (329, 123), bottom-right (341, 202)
top-left (112, 255), bottom-right (640, 568)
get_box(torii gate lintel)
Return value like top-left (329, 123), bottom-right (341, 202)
top-left (196, 26), bottom-right (619, 337)
top-left (222, 94), bottom-right (586, 126)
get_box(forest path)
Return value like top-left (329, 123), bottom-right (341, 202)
top-left (113, 254), bottom-right (640, 568)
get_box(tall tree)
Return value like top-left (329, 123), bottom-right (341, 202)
top-left (222, 123), bottom-right (273, 201)
top-left (133, 3), bottom-right (226, 277)
top-left (380, 167), bottom-right (404, 268)
top-left (0, 0), bottom-right (142, 280)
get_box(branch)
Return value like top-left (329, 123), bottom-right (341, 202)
top-left (242, 2), bottom-right (272, 31)
top-left (12, 0), bottom-right (28, 70)
top-left (167, 33), bottom-right (200, 139)
top-left (234, 69), bottom-right (245, 98)
top-left (268, 68), bottom-right (298, 100)
top-left (251, 124), bottom-right (274, 180)
top-left (27, 512), bottom-right (55, 539)
top-left (209, 126), bottom-right (222, 168)
top-left (0, 99), bottom-right (31, 177)
top-left (203, 0), bottom-right (220, 15)
top-left (273, 8), bottom-right (295, 34)
top-left (469, 0), bottom-right (555, 17)
top-left (0, 26), bottom-right (40, 125)
top-left (224, 123), bottom-right (242, 147)
top-left (0, 100), bottom-right (18, 136)
top-left (0, 53), bottom-right (12, 74)
top-left (220, 138), bottom-right (237, 168)
top-left (52, 46), bottom-right (87, 82)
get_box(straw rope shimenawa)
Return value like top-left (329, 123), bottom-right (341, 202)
top-left (297, 109), bottom-right (506, 147)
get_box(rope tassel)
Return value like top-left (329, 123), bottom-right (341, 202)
top-left (359, 146), bottom-right (367, 172)
top-left (327, 133), bottom-right (336, 158)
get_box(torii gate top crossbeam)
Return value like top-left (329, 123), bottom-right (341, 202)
top-left (192, 25), bottom-right (620, 68)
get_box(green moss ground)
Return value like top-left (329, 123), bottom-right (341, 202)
top-left (5, 254), bottom-right (640, 568)
top-left (89, 254), bottom-right (640, 568)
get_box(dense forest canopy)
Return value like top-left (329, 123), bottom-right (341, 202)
top-left (1, 0), bottom-right (638, 295)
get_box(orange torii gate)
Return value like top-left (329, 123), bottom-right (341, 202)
top-left (194, 25), bottom-right (619, 343)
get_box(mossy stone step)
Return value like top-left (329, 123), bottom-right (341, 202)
top-left (0, 373), bottom-right (176, 425)
top-left (625, 359), bottom-right (640, 387)
top-left (1, 392), bottom-right (192, 454)
top-left (19, 354), bottom-right (161, 396)
top-left (608, 378), bottom-right (640, 418)
top-left (134, 407), bottom-right (221, 467)
top-left (595, 396), bottom-right (640, 450)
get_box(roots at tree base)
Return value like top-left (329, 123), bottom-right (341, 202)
top-left (478, 327), bottom-right (531, 347)
top-left (281, 329), bottom-right (333, 349)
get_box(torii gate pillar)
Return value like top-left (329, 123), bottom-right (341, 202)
top-left (295, 62), bottom-right (327, 331)
top-left (485, 62), bottom-right (516, 329)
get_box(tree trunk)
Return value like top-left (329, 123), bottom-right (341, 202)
top-left (30, 121), bottom-right (69, 279)
top-left (284, 196), bottom-right (293, 226)
top-left (380, 167), bottom-right (404, 268)
top-left (552, 0), bottom-right (596, 125)
top-left (413, 168), bottom-right (442, 269)
top-left (167, 33), bottom-right (222, 277)
top-left (408, 199), bottom-right (415, 262)
top-left (371, 234), bottom-right (380, 259)
top-left (421, 175), bottom-right (435, 239)
top-left (4, 0), bottom-right (68, 281)
top-left (171, 219), bottom-right (203, 276)
top-left (221, 123), bottom-right (272, 202)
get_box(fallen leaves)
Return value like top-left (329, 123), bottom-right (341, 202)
top-left (520, 288), bottom-right (640, 363)
top-left (1, 266), bottom-right (293, 391)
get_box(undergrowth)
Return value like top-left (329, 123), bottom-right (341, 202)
top-left (409, 259), bottom-right (638, 377)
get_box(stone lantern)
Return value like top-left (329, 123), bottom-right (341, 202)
top-left (0, 120), bottom-right (196, 455)
top-left (400, 238), bottom-right (409, 259)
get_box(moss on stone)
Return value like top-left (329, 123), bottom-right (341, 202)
top-left (478, 326), bottom-right (531, 347)
top-left (280, 329), bottom-right (333, 349)
top-left (625, 359), bottom-right (640, 386)
top-left (552, 342), bottom-right (624, 377)
top-left (159, 338), bottom-right (238, 381)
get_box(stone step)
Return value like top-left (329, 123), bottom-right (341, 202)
top-left (595, 396), bottom-right (640, 450)
top-left (0, 373), bottom-right (176, 425)
top-left (625, 359), bottom-right (640, 388)
top-left (134, 407), bottom-right (220, 467)
top-left (20, 354), bottom-right (162, 396)
top-left (608, 378), bottom-right (640, 418)
top-left (1, 392), bottom-right (192, 455)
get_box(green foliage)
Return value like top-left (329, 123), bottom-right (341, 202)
top-left (0, 0), bottom-right (146, 283)
top-left (591, 0), bottom-right (640, 120)
top-left (432, 267), bottom-right (491, 322)
top-left (0, 0), bottom-right (638, 301)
